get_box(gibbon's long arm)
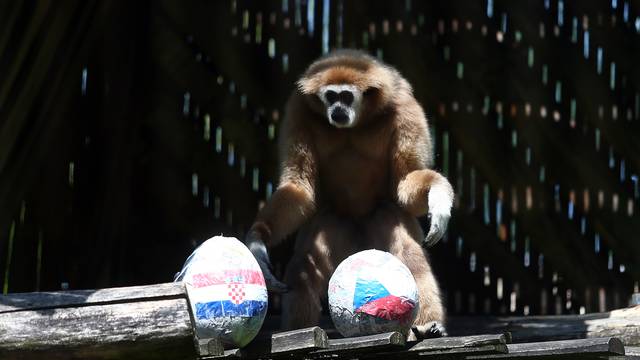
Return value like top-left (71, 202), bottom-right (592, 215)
top-left (246, 97), bottom-right (317, 292)
top-left (250, 111), bottom-right (317, 246)
top-left (391, 100), bottom-right (454, 247)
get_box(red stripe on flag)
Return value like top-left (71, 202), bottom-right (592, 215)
top-left (190, 269), bottom-right (265, 288)
top-left (356, 295), bottom-right (416, 324)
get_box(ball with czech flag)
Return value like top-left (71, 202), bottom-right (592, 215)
top-left (328, 249), bottom-right (419, 337)
top-left (175, 236), bottom-right (268, 348)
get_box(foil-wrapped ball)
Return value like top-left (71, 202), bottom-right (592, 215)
top-left (328, 249), bottom-right (419, 337)
top-left (175, 236), bottom-right (267, 348)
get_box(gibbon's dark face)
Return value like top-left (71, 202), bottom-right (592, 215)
top-left (317, 84), bottom-right (363, 128)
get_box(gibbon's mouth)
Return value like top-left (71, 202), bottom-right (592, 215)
top-left (327, 105), bottom-right (355, 128)
top-left (330, 107), bottom-right (349, 124)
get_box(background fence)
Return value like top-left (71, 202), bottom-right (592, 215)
top-left (1, 0), bottom-right (639, 318)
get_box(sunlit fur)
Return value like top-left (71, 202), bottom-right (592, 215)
top-left (248, 49), bottom-right (453, 332)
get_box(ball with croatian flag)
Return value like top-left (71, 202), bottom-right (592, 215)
top-left (174, 236), bottom-right (267, 348)
top-left (328, 249), bottom-right (419, 337)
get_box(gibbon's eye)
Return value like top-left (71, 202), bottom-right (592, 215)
top-left (325, 90), bottom-right (338, 104)
top-left (338, 90), bottom-right (354, 106)
top-left (363, 87), bottom-right (378, 97)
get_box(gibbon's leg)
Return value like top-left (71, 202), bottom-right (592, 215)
top-left (365, 204), bottom-right (446, 337)
top-left (281, 212), bottom-right (360, 330)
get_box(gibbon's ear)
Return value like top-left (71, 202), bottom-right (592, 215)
top-left (296, 76), bottom-right (318, 95)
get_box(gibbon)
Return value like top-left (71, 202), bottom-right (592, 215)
top-left (246, 49), bottom-right (453, 337)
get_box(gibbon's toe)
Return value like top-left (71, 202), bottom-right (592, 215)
top-left (411, 322), bottom-right (448, 340)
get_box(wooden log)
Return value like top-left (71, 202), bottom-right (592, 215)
top-left (467, 337), bottom-right (625, 358)
top-left (448, 306), bottom-right (640, 346)
top-left (0, 283), bottom-right (198, 360)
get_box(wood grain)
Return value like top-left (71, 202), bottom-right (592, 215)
top-left (449, 306), bottom-right (640, 346)
top-left (0, 282), bottom-right (186, 313)
top-left (219, 326), bottom-right (329, 359)
top-left (467, 337), bottom-right (625, 358)
top-left (0, 298), bottom-right (195, 360)
top-left (410, 333), bottom-right (508, 352)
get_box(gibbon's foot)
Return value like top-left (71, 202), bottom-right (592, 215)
top-left (410, 322), bottom-right (448, 340)
top-left (423, 183), bottom-right (452, 248)
top-left (246, 236), bottom-right (289, 293)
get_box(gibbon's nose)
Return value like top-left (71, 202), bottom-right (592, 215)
top-left (330, 107), bottom-right (349, 124)
top-left (325, 90), bottom-right (354, 106)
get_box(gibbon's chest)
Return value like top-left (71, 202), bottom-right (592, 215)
top-left (311, 122), bottom-right (394, 215)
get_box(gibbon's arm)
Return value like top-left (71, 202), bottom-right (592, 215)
top-left (246, 97), bottom-right (317, 292)
top-left (249, 119), bottom-right (316, 246)
top-left (391, 100), bottom-right (454, 247)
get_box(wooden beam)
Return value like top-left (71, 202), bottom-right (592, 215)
top-left (212, 326), bottom-right (329, 359)
top-left (346, 333), bottom-right (509, 359)
top-left (324, 331), bottom-right (405, 352)
top-left (0, 283), bottom-right (197, 359)
top-left (408, 333), bottom-right (509, 358)
top-left (448, 306), bottom-right (640, 346)
top-left (410, 333), bottom-right (509, 352)
top-left (311, 331), bottom-right (405, 356)
top-left (625, 346), bottom-right (640, 357)
top-left (0, 298), bottom-right (195, 359)
top-left (0, 282), bottom-right (186, 313)
top-left (270, 326), bottom-right (329, 354)
top-left (467, 337), bottom-right (625, 358)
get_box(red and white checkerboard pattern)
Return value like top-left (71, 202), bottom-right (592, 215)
top-left (227, 283), bottom-right (246, 304)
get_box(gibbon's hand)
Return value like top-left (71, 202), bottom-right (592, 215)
top-left (245, 232), bottom-right (289, 293)
top-left (423, 183), bottom-right (452, 248)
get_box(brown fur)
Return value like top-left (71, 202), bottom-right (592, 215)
top-left (249, 50), bottom-right (450, 330)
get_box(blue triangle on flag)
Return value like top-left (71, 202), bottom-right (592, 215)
top-left (353, 278), bottom-right (391, 310)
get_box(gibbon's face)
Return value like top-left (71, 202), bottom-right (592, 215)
top-left (298, 52), bottom-right (397, 129)
top-left (317, 84), bottom-right (363, 128)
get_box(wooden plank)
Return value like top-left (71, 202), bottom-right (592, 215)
top-left (417, 344), bottom-right (508, 357)
top-left (347, 333), bottom-right (508, 359)
top-left (408, 334), bottom-right (509, 358)
top-left (0, 282), bottom-right (187, 313)
top-left (271, 326), bottom-right (329, 354)
top-left (467, 337), bottom-right (625, 359)
top-left (197, 338), bottom-right (225, 357)
top-left (311, 331), bottom-right (405, 356)
top-left (448, 306), bottom-right (640, 346)
top-left (325, 331), bottom-right (405, 351)
top-left (366, 344), bottom-right (508, 359)
top-left (410, 333), bottom-right (508, 351)
top-left (0, 298), bottom-right (195, 359)
top-left (627, 346), bottom-right (640, 356)
top-left (216, 326), bottom-right (329, 359)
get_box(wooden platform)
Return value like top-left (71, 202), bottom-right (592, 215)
top-left (0, 282), bottom-right (637, 359)
top-left (199, 328), bottom-right (627, 359)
